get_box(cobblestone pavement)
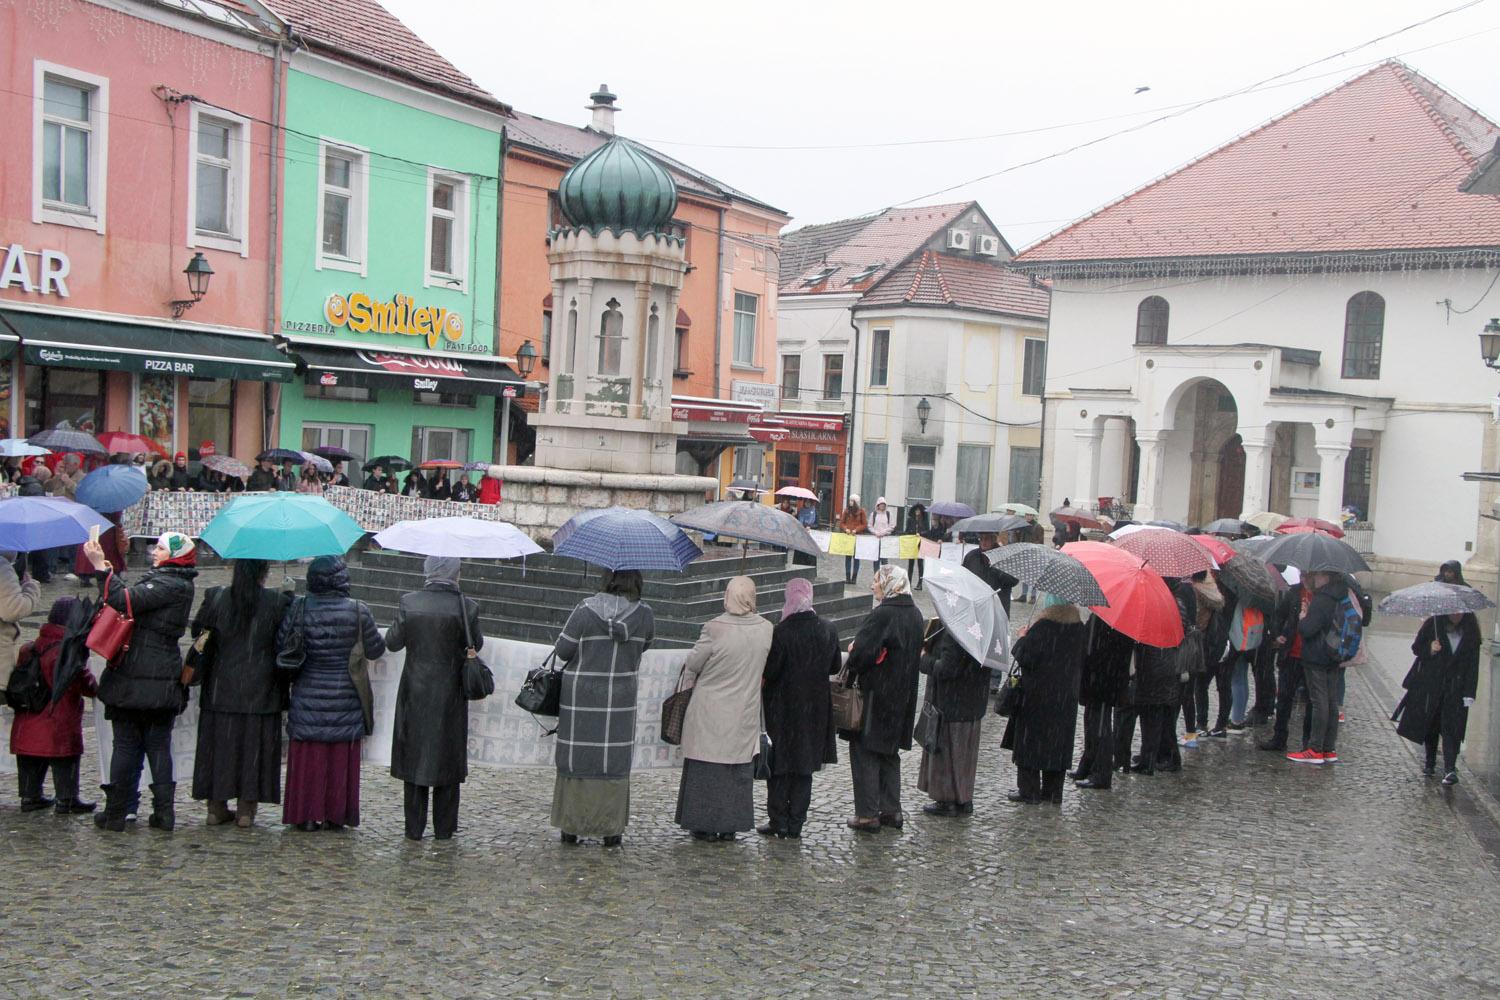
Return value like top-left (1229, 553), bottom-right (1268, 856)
top-left (6, 560), bottom-right (1500, 997)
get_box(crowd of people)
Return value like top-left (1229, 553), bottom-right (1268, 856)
top-left (1, 506), bottom-right (1484, 842)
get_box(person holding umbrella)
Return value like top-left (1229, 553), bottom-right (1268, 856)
top-left (328, 462), bottom-right (350, 488)
top-left (1074, 617), bottom-right (1134, 790)
top-left (1287, 571), bottom-right (1350, 764)
top-left (842, 564), bottom-right (924, 833)
top-left (916, 602), bottom-right (990, 817)
top-left (551, 570), bottom-right (654, 847)
top-left (188, 559), bottom-right (291, 829)
top-left (1004, 595), bottom-right (1087, 803)
top-left (9, 598), bottom-right (93, 813)
top-left (362, 464), bottom-right (386, 491)
top-left (83, 531), bottom-right (198, 833)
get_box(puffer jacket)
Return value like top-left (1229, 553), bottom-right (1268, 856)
top-left (279, 558), bottom-right (384, 742)
top-left (96, 565), bottom-right (197, 716)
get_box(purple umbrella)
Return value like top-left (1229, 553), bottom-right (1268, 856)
top-left (927, 501), bottom-right (976, 518)
top-left (0, 496), bottom-right (112, 552)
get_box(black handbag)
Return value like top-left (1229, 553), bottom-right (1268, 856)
top-left (456, 593), bottom-right (493, 701)
top-left (914, 699), bottom-right (945, 753)
top-left (994, 667), bottom-right (1022, 717)
top-left (516, 650), bottom-right (562, 716)
top-left (753, 726), bottom-right (773, 781)
top-left (275, 596), bottom-right (307, 678)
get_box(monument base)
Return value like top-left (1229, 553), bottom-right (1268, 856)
top-left (483, 465), bottom-right (717, 542)
top-left (532, 411), bottom-right (684, 475)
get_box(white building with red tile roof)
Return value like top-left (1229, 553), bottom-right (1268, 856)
top-left (1013, 60), bottom-right (1500, 587)
top-left (777, 201), bottom-right (1050, 516)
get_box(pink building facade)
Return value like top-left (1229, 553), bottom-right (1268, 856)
top-left (0, 0), bottom-right (291, 458)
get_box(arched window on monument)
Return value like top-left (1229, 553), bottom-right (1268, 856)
top-left (646, 304), bottom-right (660, 381)
top-left (598, 297), bottom-right (624, 375)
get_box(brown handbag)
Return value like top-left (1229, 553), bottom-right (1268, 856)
top-left (86, 572), bottom-right (134, 664)
top-left (660, 667), bottom-right (692, 745)
top-left (830, 665), bottom-right (866, 734)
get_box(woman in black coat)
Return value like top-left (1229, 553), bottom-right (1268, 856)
top-left (1074, 615), bottom-right (1134, 790)
top-left (758, 578), bottom-right (840, 839)
top-left (82, 531), bottom-right (198, 833)
top-left (1002, 600), bottom-right (1086, 804)
top-left (842, 565), bottom-right (924, 832)
top-left (917, 627), bottom-right (990, 816)
top-left (1396, 612), bottom-right (1481, 784)
top-left (384, 556), bottom-right (480, 841)
top-left (1118, 579), bottom-right (1195, 775)
top-left (189, 559), bottom-right (291, 829)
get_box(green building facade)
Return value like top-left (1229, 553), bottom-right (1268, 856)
top-left (276, 62), bottom-right (517, 476)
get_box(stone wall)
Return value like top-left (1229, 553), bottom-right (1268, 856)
top-left (486, 464), bottom-right (717, 544)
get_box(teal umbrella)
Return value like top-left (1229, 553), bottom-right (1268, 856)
top-left (200, 492), bottom-right (364, 560)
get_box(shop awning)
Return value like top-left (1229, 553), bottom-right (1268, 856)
top-left (4, 311), bottom-right (294, 381)
top-left (289, 340), bottom-right (524, 396)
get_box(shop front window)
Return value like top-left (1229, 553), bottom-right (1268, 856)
top-left (25, 367), bottom-right (103, 436)
top-left (411, 426), bottom-right (472, 465)
top-left (187, 378), bottom-right (233, 460)
top-left (302, 422), bottom-right (371, 473)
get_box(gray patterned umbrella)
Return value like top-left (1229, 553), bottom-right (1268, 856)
top-left (1378, 581), bottom-right (1495, 618)
top-left (951, 512), bottom-right (1029, 535)
top-left (28, 423), bottom-right (106, 455)
top-left (1203, 517), bottom-right (1249, 537)
top-left (671, 500), bottom-right (822, 557)
top-left (1218, 555), bottom-right (1279, 612)
top-left (985, 542), bottom-right (1108, 607)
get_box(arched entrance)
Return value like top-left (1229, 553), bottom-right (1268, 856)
top-left (1216, 434), bottom-right (1246, 521)
top-left (1165, 378), bottom-right (1241, 526)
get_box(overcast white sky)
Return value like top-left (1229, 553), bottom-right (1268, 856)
top-left (383, 0), bottom-right (1500, 249)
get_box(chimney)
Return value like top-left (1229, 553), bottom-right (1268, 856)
top-left (587, 84), bottom-right (618, 135)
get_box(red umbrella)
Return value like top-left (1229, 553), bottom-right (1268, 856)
top-left (1063, 541), bottom-right (1184, 648)
top-left (1275, 518), bottom-right (1345, 538)
top-left (418, 460), bottom-right (464, 470)
top-left (1189, 534), bottom-right (1238, 565)
top-left (1112, 529), bottom-right (1216, 578)
top-left (96, 432), bottom-right (168, 457)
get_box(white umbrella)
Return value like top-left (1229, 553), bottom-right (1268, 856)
top-left (775, 486), bottom-right (818, 501)
top-left (373, 516), bottom-right (543, 560)
top-left (922, 561), bottom-right (1010, 671)
top-left (0, 439), bottom-right (51, 458)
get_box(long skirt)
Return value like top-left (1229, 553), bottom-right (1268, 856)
top-left (674, 758), bottom-right (754, 834)
top-left (551, 774), bottom-right (631, 837)
top-left (192, 709), bottom-right (282, 804)
top-left (917, 718), bottom-right (983, 803)
top-left (282, 739), bottom-right (361, 826)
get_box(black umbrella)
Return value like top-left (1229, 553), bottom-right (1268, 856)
top-left (951, 512), bottom-right (1030, 535)
top-left (1218, 555), bottom-right (1279, 612)
top-left (985, 542), bottom-right (1108, 606)
top-left (311, 446), bottom-right (356, 462)
top-left (257, 448), bottom-right (306, 464)
top-left (1230, 535), bottom-right (1276, 556)
top-left (1203, 517), bottom-right (1248, 537)
top-left (1378, 581), bottom-right (1495, 618)
top-left (1257, 530), bottom-right (1369, 574)
top-left (363, 455), bottom-right (413, 472)
top-left (51, 596), bottom-right (97, 706)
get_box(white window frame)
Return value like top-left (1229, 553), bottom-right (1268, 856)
top-left (186, 103), bottom-right (251, 257)
top-left (869, 328), bottom-right (890, 387)
top-left (1022, 337), bottom-right (1046, 397)
top-left (315, 138), bottom-right (369, 276)
top-left (732, 291), bottom-right (758, 367)
top-left (32, 61), bottom-right (109, 234)
top-left (423, 167), bottom-right (468, 291)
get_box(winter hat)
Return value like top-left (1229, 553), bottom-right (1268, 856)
top-left (848, 494), bottom-right (861, 506)
top-left (174, 452), bottom-right (187, 462)
top-left (48, 597), bottom-right (78, 627)
top-left (157, 531), bottom-right (196, 563)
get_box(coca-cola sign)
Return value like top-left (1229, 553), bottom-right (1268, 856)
top-left (319, 372), bottom-right (339, 386)
top-left (356, 351), bottom-right (470, 379)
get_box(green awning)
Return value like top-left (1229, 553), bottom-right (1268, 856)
top-left (3, 311), bottom-right (294, 382)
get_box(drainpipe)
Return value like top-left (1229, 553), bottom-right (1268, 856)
top-left (712, 207), bottom-right (725, 398)
top-left (1037, 285), bottom-right (1052, 510)
top-left (493, 127), bottom-right (507, 463)
top-left (845, 311), bottom-right (860, 507)
top-left (263, 38), bottom-right (286, 451)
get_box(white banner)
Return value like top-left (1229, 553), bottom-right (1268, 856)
top-left (89, 638), bottom-right (689, 782)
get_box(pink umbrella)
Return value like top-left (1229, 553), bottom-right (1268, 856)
top-left (775, 486), bottom-right (818, 501)
top-left (1112, 529), bottom-right (1216, 578)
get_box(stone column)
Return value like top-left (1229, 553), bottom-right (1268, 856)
top-left (1316, 445), bottom-right (1350, 523)
top-left (1132, 430), bottom-right (1167, 523)
top-left (1240, 434), bottom-right (1271, 518)
top-left (546, 280), bottom-right (566, 408)
top-left (1073, 424), bottom-right (1102, 510)
top-left (630, 281), bottom-right (650, 418)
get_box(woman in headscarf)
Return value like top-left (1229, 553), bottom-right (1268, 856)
top-left (385, 556), bottom-right (480, 841)
top-left (82, 531), bottom-right (198, 832)
top-left (1003, 594), bottom-right (1087, 804)
top-left (916, 598), bottom-right (991, 817)
top-left (189, 559), bottom-right (291, 828)
top-left (278, 556), bottom-right (385, 832)
top-left (552, 570), bottom-right (654, 846)
top-left (758, 577), bottom-right (839, 838)
top-left (842, 564), bottom-right (924, 832)
top-left (1396, 608), bottom-right (1481, 785)
top-left (676, 576), bottom-right (773, 841)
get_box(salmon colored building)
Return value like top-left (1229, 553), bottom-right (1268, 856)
top-left (499, 87), bottom-right (789, 486)
top-left (0, 0), bottom-right (292, 457)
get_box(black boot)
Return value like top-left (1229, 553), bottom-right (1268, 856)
top-left (93, 784), bottom-right (128, 832)
top-left (1422, 748), bottom-right (1438, 777)
top-left (147, 782), bottom-right (176, 831)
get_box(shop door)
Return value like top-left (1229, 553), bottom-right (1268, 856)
top-left (812, 454), bottom-right (838, 527)
top-left (302, 422), bottom-right (372, 473)
top-left (776, 450), bottom-right (802, 490)
top-left (412, 427), bottom-right (472, 466)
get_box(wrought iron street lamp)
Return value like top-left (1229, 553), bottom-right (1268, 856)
top-left (170, 252), bottom-right (215, 319)
top-left (916, 396), bottom-right (932, 434)
top-left (1480, 317), bottom-right (1500, 368)
top-left (517, 339), bottom-right (538, 378)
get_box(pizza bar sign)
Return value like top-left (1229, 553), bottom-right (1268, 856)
top-left (0, 244), bottom-right (71, 297)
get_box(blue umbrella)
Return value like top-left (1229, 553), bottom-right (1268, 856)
top-left (927, 500), bottom-right (975, 518)
top-left (200, 492), bottom-right (364, 560)
top-left (76, 465), bottom-right (149, 514)
top-left (0, 496), bottom-right (112, 552)
top-left (554, 506), bottom-right (701, 571)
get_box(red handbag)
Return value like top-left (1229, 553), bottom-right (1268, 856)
top-left (86, 572), bottom-right (134, 664)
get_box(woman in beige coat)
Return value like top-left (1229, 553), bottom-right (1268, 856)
top-left (675, 576), bottom-right (773, 841)
top-left (0, 554), bottom-right (42, 691)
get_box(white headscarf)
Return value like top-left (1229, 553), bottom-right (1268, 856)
top-left (874, 564), bottom-right (911, 599)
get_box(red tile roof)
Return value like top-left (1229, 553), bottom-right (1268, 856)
top-left (264, 0), bottom-right (509, 113)
top-left (1016, 61), bottom-right (1500, 267)
top-left (856, 252), bottom-right (1049, 320)
top-left (779, 203), bottom-right (973, 293)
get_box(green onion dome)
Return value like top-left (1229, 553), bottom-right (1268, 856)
top-left (556, 137), bottom-right (679, 236)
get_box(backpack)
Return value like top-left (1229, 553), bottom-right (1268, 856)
top-left (5, 644), bottom-right (49, 714)
top-left (1325, 594), bottom-right (1364, 662)
top-left (1228, 602), bottom-right (1265, 652)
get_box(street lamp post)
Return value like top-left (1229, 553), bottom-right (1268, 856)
top-left (497, 339), bottom-right (538, 467)
top-left (1480, 319), bottom-right (1500, 654)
